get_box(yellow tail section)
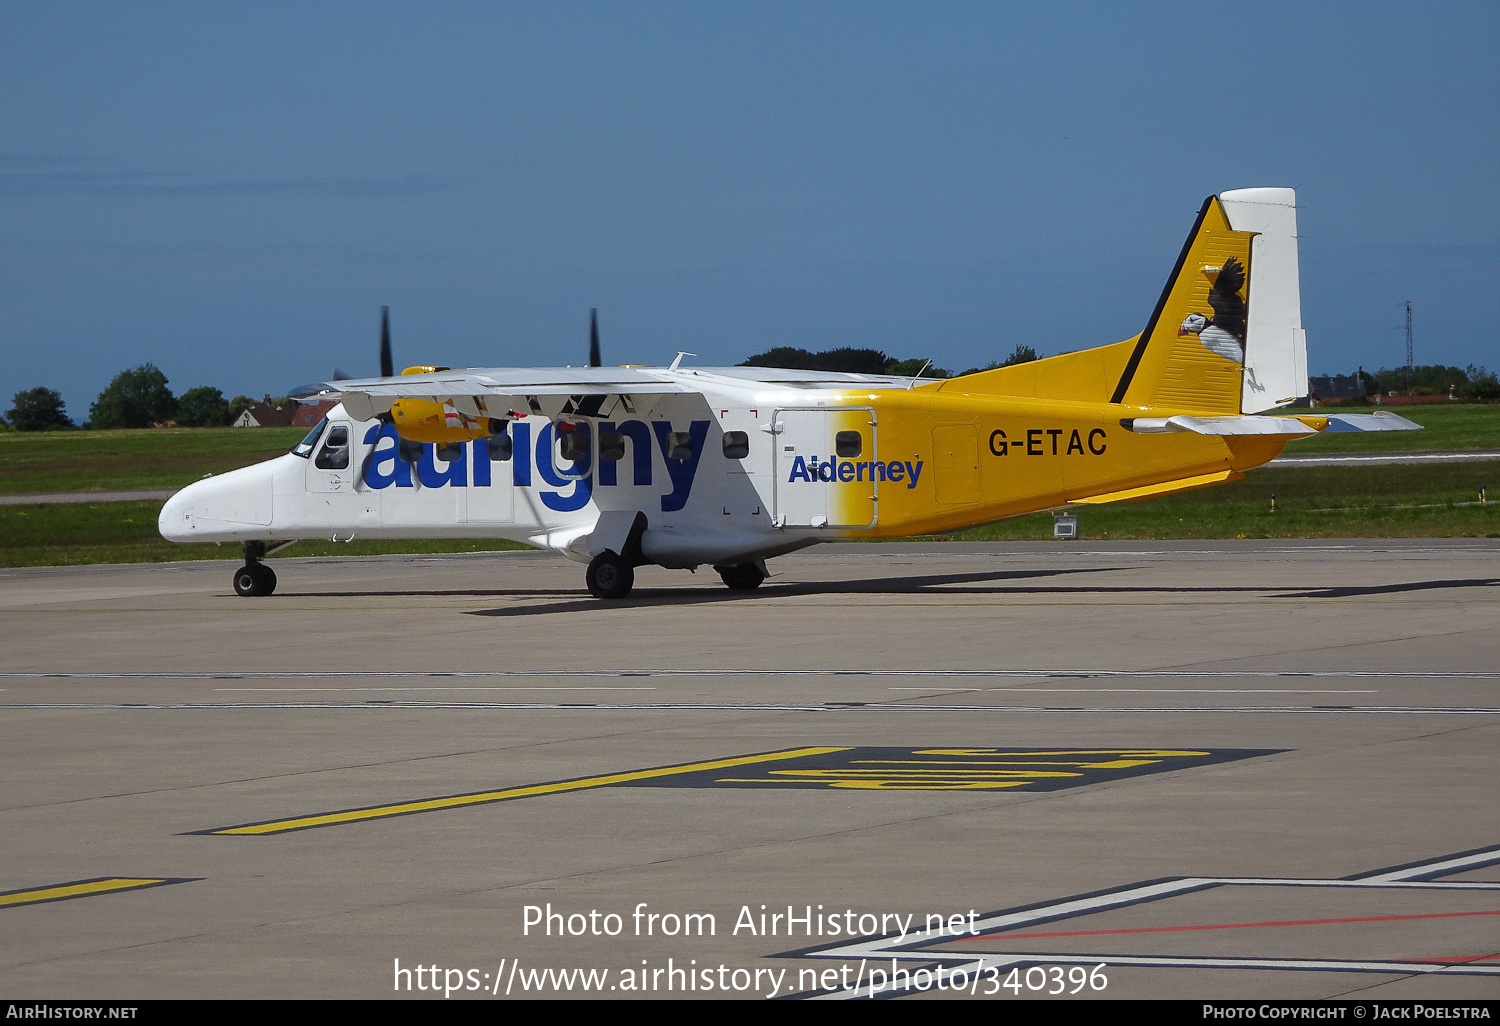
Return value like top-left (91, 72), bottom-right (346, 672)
top-left (938, 194), bottom-right (1256, 414)
top-left (1113, 195), bottom-right (1253, 413)
top-left (935, 339), bottom-right (1139, 404)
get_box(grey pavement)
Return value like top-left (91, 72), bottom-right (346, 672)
top-left (0, 542), bottom-right (1496, 1000)
top-left (0, 489), bottom-right (177, 505)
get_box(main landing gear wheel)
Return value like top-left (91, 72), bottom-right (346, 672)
top-left (716, 563), bottom-right (765, 590)
top-left (586, 552), bottom-right (634, 599)
top-left (233, 562), bottom-right (277, 597)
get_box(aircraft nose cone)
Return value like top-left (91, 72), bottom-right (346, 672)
top-left (157, 462), bottom-right (278, 542)
top-left (157, 486), bottom-right (197, 542)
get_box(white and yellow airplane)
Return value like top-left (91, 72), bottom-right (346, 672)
top-left (159, 188), bottom-right (1417, 598)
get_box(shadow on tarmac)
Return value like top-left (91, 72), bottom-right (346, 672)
top-left (269, 568), bottom-right (1499, 617)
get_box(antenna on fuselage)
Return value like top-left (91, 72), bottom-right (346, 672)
top-left (589, 309), bottom-right (601, 368)
top-left (906, 359), bottom-right (933, 389)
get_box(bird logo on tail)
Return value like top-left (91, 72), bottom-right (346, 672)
top-left (1178, 255), bottom-right (1247, 364)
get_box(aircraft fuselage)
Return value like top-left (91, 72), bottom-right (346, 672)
top-left (159, 374), bottom-right (1285, 572)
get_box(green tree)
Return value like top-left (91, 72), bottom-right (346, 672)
top-left (1464, 372), bottom-right (1500, 401)
top-left (6, 387), bottom-right (75, 431)
top-left (740, 347), bottom-right (823, 370)
top-left (175, 386), bottom-right (232, 427)
top-left (1001, 344), bottom-right (1041, 367)
top-left (89, 364), bottom-right (177, 429)
top-left (741, 346), bottom-right (949, 376)
top-left (884, 357), bottom-right (951, 378)
top-left (815, 347), bottom-right (890, 374)
top-left (1363, 364), bottom-right (1474, 396)
top-left (741, 346), bottom-right (895, 374)
top-left (228, 395), bottom-right (256, 422)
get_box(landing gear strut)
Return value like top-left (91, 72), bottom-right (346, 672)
top-left (715, 561), bottom-right (766, 590)
top-left (233, 541), bottom-right (277, 597)
top-left (586, 552), bottom-right (634, 599)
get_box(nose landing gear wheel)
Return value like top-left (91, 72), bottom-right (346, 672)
top-left (586, 552), bottom-right (634, 599)
top-left (233, 562), bottom-right (277, 597)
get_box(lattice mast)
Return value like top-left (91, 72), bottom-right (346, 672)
top-left (1404, 300), bottom-right (1414, 394)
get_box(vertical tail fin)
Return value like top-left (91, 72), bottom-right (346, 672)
top-left (1219, 188), bottom-right (1306, 412)
top-left (1111, 188), bottom-right (1305, 414)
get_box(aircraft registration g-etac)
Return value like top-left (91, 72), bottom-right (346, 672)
top-left (160, 188), bottom-right (1417, 599)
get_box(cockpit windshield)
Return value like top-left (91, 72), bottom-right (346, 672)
top-left (291, 417), bottom-right (328, 458)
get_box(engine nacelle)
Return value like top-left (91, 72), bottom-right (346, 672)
top-left (388, 365), bottom-right (500, 443)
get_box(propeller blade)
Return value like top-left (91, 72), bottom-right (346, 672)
top-left (380, 305), bottom-right (394, 377)
top-left (589, 308), bottom-right (601, 368)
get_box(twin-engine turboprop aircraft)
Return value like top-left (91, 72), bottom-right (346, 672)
top-left (159, 188), bottom-right (1417, 598)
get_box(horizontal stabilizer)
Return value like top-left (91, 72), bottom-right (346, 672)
top-left (1122, 415), bottom-right (1318, 436)
top-left (1324, 412), bottom-right (1423, 432)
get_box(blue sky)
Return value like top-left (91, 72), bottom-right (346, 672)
top-left (3, 2), bottom-right (1496, 419)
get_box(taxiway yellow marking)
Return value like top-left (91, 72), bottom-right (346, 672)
top-left (210, 747), bottom-right (849, 836)
top-left (705, 747), bottom-right (1232, 791)
top-left (0, 877), bottom-right (171, 908)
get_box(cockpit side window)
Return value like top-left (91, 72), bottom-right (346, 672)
top-left (315, 424), bottom-right (350, 470)
top-left (292, 417), bottom-right (329, 458)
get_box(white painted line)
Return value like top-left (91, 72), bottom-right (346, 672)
top-left (1361, 848), bottom-right (1500, 883)
top-left (789, 846), bottom-right (1500, 998)
top-left (211, 686), bottom-right (657, 692)
top-left (1272, 451), bottom-right (1500, 466)
top-left (888, 688), bottom-right (1379, 694)
top-left (931, 952), bottom-right (1500, 974)
top-left (4, 669), bottom-right (1497, 680)
top-left (1209, 878), bottom-right (1500, 890)
top-left (3, 702), bottom-right (1494, 714)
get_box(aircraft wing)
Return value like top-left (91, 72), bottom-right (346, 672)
top-left (302, 366), bottom-right (697, 399)
top-left (293, 366), bottom-right (702, 421)
top-left (298, 364), bottom-right (917, 399)
top-left (291, 364), bottom-right (930, 421)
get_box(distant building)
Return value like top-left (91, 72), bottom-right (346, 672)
top-left (1308, 374), bottom-right (1367, 400)
top-left (290, 400), bottom-right (337, 428)
top-left (232, 395), bottom-right (297, 428)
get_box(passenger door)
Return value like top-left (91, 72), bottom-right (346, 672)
top-left (772, 407), bottom-right (877, 529)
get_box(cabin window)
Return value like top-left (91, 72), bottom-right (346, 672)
top-left (666, 432), bottom-right (694, 461)
top-left (835, 430), bottom-right (862, 458)
top-left (292, 417), bottom-right (328, 458)
top-left (599, 432), bottom-right (626, 461)
top-left (722, 431), bottom-right (750, 459)
top-left (558, 426), bottom-right (590, 464)
top-left (487, 433), bottom-right (513, 461)
top-left (314, 424), bottom-right (349, 469)
top-left (435, 441), bottom-right (463, 463)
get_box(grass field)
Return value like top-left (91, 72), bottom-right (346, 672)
top-left (0, 426), bottom-right (308, 494)
top-left (0, 501), bottom-right (530, 568)
top-left (935, 461), bottom-right (1498, 543)
top-left (1, 462), bottom-right (1494, 568)
top-left (1, 405), bottom-right (1494, 496)
top-left (1280, 403), bottom-right (1499, 453)
top-left (0, 410), bottom-right (1496, 567)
